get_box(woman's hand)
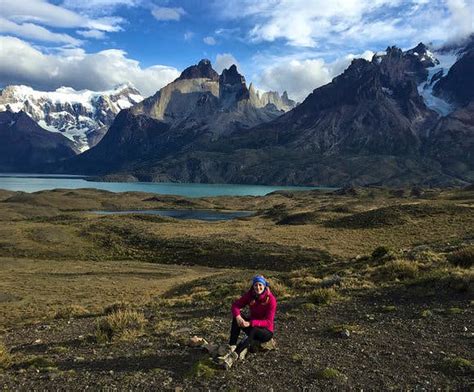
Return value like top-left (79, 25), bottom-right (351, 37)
top-left (241, 320), bottom-right (250, 328)
top-left (236, 315), bottom-right (245, 327)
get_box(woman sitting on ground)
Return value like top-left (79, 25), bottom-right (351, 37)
top-left (219, 275), bottom-right (277, 369)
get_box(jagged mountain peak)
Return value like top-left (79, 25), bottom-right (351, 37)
top-left (177, 58), bottom-right (219, 81)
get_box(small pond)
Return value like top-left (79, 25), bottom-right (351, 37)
top-left (93, 209), bottom-right (254, 221)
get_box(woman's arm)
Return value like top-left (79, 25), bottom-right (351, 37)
top-left (250, 295), bottom-right (277, 329)
top-left (231, 291), bottom-right (251, 317)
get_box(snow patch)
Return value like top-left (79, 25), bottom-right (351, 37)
top-left (417, 51), bottom-right (458, 116)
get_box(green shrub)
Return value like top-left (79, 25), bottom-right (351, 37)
top-left (315, 367), bottom-right (347, 380)
top-left (447, 247), bottom-right (474, 268)
top-left (188, 357), bottom-right (218, 380)
top-left (420, 309), bottom-right (433, 318)
top-left (96, 309), bottom-right (146, 342)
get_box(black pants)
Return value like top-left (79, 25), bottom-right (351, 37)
top-left (229, 316), bottom-right (273, 355)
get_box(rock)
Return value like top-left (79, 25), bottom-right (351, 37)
top-left (340, 329), bottom-right (351, 339)
top-left (187, 335), bottom-right (208, 347)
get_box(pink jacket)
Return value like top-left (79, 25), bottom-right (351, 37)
top-left (231, 288), bottom-right (277, 332)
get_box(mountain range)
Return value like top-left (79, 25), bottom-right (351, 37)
top-left (1, 37), bottom-right (473, 187)
top-left (0, 84), bottom-right (143, 152)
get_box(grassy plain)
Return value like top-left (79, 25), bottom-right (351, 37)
top-left (0, 186), bottom-right (472, 389)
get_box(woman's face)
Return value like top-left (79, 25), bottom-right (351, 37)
top-left (253, 282), bottom-right (265, 295)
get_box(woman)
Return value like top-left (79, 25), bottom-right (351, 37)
top-left (219, 275), bottom-right (277, 369)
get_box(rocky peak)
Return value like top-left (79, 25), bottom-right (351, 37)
top-left (219, 64), bottom-right (249, 105)
top-left (177, 59), bottom-right (219, 81)
top-left (219, 65), bottom-right (246, 86)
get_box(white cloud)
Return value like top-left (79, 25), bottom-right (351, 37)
top-left (62, 0), bottom-right (142, 11)
top-left (0, 17), bottom-right (82, 45)
top-left (203, 36), bottom-right (216, 45)
top-left (255, 50), bottom-right (375, 102)
top-left (216, 0), bottom-right (473, 48)
top-left (77, 29), bottom-right (107, 39)
top-left (445, 0), bottom-right (474, 41)
top-left (0, 0), bottom-right (122, 31)
top-left (0, 36), bottom-right (180, 97)
top-left (214, 53), bottom-right (240, 73)
top-left (151, 6), bottom-right (186, 21)
top-left (184, 31), bottom-right (194, 41)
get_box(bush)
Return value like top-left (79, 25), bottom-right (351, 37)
top-left (308, 288), bottom-right (340, 305)
top-left (0, 342), bottom-right (12, 369)
top-left (447, 247), bottom-right (474, 268)
top-left (96, 310), bottom-right (146, 342)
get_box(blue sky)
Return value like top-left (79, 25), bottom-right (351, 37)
top-left (0, 0), bottom-right (473, 101)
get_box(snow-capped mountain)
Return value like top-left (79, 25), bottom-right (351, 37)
top-left (0, 84), bottom-right (143, 152)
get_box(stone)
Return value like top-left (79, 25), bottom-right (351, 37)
top-left (187, 335), bottom-right (208, 347)
top-left (340, 329), bottom-right (351, 339)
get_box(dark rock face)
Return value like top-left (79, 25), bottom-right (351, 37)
top-left (0, 111), bottom-right (77, 171)
top-left (177, 59), bottom-right (219, 81)
top-left (61, 44), bottom-right (474, 186)
top-left (219, 65), bottom-right (250, 104)
top-left (433, 49), bottom-right (474, 106)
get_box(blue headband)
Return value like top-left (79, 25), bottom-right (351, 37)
top-left (252, 275), bottom-right (268, 287)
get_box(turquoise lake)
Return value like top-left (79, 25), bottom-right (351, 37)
top-left (0, 174), bottom-right (323, 198)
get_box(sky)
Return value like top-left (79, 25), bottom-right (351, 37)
top-left (0, 0), bottom-right (473, 101)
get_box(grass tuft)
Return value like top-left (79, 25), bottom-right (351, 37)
top-left (0, 342), bottom-right (12, 369)
top-left (188, 357), bottom-right (218, 380)
top-left (377, 259), bottom-right (419, 281)
top-left (315, 367), bottom-right (347, 380)
top-left (308, 288), bottom-right (340, 305)
top-left (96, 309), bottom-right (146, 342)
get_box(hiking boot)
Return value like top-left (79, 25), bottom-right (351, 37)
top-left (260, 338), bottom-right (277, 351)
top-left (238, 347), bottom-right (248, 360)
top-left (217, 351), bottom-right (238, 370)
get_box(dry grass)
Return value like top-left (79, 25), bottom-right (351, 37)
top-left (447, 247), bottom-right (474, 268)
top-left (376, 259), bottom-right (419, 281)
top-left (54, 304), bottom-right (89, 319)
top-left (0, 257), bottom-right (221, 328)
top-left (308, 288), bottom-right (341, 305)
top-left (96, 309), bottom-right (147, 342)
top-left (0, 341), bottom-right (12, 369)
